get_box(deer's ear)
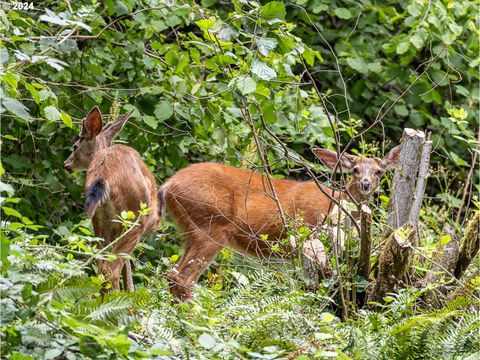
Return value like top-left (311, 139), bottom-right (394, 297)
top-left (101, 110), bottom-right (133, 145)
top-left (312, 148), bottom-right (357, 172)
top-left (380, 145), bottom-right (401, 170)
top-left (82, 107), bottom-right (103, 138)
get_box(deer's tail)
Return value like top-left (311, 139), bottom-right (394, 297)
top-left (85, 178), bottom-right (109, 218)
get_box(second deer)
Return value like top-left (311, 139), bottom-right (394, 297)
top-left (160, 147), bottom-right (400, 300)
top-left (64, 107), bottom-right (159, 292)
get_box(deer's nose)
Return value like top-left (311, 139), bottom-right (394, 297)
top-left (64, 160), bottom-right (72, 173)
top-left (360, 179), bottom-right (372, 191)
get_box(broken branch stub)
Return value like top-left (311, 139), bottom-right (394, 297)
top-left (388, 128), bottom-right (431, 230)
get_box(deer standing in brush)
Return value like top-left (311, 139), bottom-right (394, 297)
top-left (64, 107), bottom-right (159, 292)
top-left (160, 147), bottom-right (400, 300)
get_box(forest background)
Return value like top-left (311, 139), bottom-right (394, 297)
top-left (1, 0), bottom-right (479, 359)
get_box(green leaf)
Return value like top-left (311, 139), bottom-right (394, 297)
top-left (448, 23), bottom-right (463, 36)
top-left (346, 57), bottom-right (369, 74)
top-left (143, 115), bottom-right (158, 129)
top-left (368, 62), bottom-right (382, 73)
top-left (61, 111), bottom-right (72, 127)
top-left (198, 333), bottom-right (216, 349)
top-left (302, 46), bottom-right (315, 66)
top-left (251, 59), bottom-right (277, 81)
top-left (39, 9), bottom-right (69, 26)
top-left (0, 232), bottom-right (10, 264)
top-left (154, 100), bottom-right (174, 122)
top-left (334, 8), bottom-right (352, 19)
top-left (449, 151), bottom-right (468, 166)
top-left (0, 47), bottom-right (9, 64)
top-left (2, 206), bottom-right (22, 218)
top-left (196, 19), bottom-right (215, 31)
top-left (441, 32), bottom-right (456, 45)
top-left (25, 83), bottom-right (40, 104)
top-left (2, 97), bottom-right (31, 121)
top-left (396, 41), bottom-right (410, 54)
top-left (256, 38), bottom-right (278, 57)
top-left (410, 29), bottom-right (429, 49)
top-left (235, 76), bottom-right (257, 95)
top-left (320, 312), bottom-right (335, 322)
top-left (440, 234), bottom-right (451, 246)
top-left (260, 1), bottom-right (286, 22)
top-left (394, 105), bottom-right (409, 117)
top-left (44, 349), bottom-right (63, 360)
top-left (44, 106), bottom-right (61, 122)
top-left (218, 25), bottom-right (239, 42)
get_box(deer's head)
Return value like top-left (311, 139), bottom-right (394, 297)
top-left (64, 107), bottom-right (132, 172)
top-left (313, 146), bottom-right (401, 202)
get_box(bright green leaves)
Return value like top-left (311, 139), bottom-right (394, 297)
top-left (154, 101), bottom-right (174, 123)
top-left (232, 76), bottom-right (257, 95)
top-left (396, 41), bottom-right (410, 55)
top-left (260, 1), bottom-right (286, 23)
top-left (251, 59), bottom-right (277, 81)
top-left (256, 38), bottom-right (278, 57)
top-left (60, 112), bottom-right (72, 128)
top-left (410, 28), bottom-right (429, 49)
top-left (346, 57), bottom-right (369, 75)
top-left (447, 107), bottom-right (468, 121)
top-left (44, 105), bottom-right (61, 122)
top-left (334, 8), bottom-right (352, 20)
top-left (1, 97), bottom-right (31, 122)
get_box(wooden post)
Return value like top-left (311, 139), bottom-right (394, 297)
top-left (387, 128), bottom-right (432, 229)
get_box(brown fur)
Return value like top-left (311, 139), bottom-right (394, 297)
top-left (64, 107), bottom-right (158, 292)
top-left (162, 147), bottom-right (401, 300)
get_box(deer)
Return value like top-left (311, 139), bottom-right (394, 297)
top-left (64, 106), bottom-right (159, 292)
top-left (159, 146), bottom-right (401, 300)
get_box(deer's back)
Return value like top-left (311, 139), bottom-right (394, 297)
top-left (161, 163), bottom-right (335, 247)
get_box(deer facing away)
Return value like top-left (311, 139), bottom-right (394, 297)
top-left (64, 107), bottom-right (159, 292)
top-left (160, 146), bottom-right (400, 300)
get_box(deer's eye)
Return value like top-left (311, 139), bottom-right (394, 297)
top-left (353, 167), bottom-right (360, 175)
top-left (73, 144), bottom-right (79, 151)
top-left (375, 170), bottom-right (382, 176)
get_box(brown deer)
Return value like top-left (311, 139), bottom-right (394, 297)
top-left (64, 107), bottom-right (159, 292)
top-left (160, 147), bottom-right (400, 300)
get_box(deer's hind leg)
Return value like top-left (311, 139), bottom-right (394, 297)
top-left (168, 228), bottom-right (227, 301)
top-left (122, 260), bottom-right (134, 292)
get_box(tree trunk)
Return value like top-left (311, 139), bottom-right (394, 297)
top-left (387, 129), bottom-right (431, 229)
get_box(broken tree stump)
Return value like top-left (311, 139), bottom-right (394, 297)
top-left (424, 223), bottom-right (459, 306)
top-left (387, 128), bottom-right (432, 229)
top-left (367, 129), bottom-right (431, 305)
top-left (426, 223), bottom-right (460, 283)
top-left (368, 224), bottom-right (417, 303)
top-left (454, 211), bottom-right (480, 279)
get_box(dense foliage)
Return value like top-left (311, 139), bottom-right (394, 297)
top-left (1, 0), bottom-right (479, 359)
